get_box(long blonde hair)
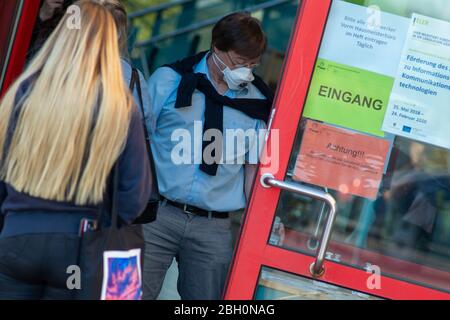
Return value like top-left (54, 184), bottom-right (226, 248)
top-left (0, 0), bottom-right (132, 205)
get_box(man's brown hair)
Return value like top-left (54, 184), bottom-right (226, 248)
top-left (212, 12), bottom-right (267, 60)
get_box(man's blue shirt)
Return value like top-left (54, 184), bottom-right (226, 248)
top-left (146, 53), bottom-right (266, 212)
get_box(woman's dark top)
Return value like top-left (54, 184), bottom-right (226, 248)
top-left (0, 78), bottom-right (152, 237)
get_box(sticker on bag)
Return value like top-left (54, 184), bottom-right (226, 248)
top-left (101, 249), bottom-right (143, 300)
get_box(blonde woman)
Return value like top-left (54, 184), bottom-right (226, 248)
top-left (0, 0), bottom-right (151, 299)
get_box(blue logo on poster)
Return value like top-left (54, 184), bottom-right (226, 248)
top-left (402, 126), bottom-right (412, 133)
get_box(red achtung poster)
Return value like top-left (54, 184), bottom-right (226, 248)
top-left (293, 120), bottom-right (390, 199)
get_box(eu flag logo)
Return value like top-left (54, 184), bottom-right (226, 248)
top-left (402, 126), bottom-right (412, 133)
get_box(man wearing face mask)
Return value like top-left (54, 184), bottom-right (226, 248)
top-left (142, 12), bottom-right (273, 300)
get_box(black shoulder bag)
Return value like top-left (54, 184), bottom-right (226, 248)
top-left (77, 164), bottom-right (145, 300)
top-left (129, 67), bottom-right (160, 225)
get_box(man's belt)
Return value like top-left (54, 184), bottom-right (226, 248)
top-left (162, 197), bottom-right (229, 219)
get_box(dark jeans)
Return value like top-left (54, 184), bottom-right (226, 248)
top-left (0, 233), bottom-right (80, 300)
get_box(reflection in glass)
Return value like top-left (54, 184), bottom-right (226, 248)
top-left (270, 118), bottom-right (450, 292)
top-left (0, 1), bottom-right (22, 88)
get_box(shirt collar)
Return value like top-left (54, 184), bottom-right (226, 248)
top-left (194, 52), bottom-right (211, 80)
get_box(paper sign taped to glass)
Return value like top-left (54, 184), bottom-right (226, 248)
top-left (293, 120), bottom-right (390, 200)
top-left (382, 14), bottom-right (450, 150)
top-left (300, 0), bottom-right (411, 138)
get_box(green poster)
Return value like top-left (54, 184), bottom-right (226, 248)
top-left (303, 58), bottom-right (394, 137)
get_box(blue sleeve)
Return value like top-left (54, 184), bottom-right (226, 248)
top-left (120, 60), bottom-right (154, 151)
top-left (135, 70), bottom-right (153, 136)
top-left (146, 67), bottom-right (181, 136)
top-left (121, 61), bottom-right (149, 118)
top-left (116, 106), bottom-right (152, 224)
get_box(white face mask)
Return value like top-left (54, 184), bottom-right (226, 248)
top-left (212, 52), bottom-right (255, 90)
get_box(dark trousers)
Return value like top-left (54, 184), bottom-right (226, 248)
top-left (142, 202), bottom-right (233, 300)
top-left (0, 233), bottom-right (80, 300)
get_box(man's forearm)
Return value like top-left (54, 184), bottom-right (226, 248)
top-left (244, 164), bottom-right (258, 203)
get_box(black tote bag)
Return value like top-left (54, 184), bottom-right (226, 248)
top-left (76, 164), bottom-right (145, 300)
top-left (129, 67), bottom-right (160, 225)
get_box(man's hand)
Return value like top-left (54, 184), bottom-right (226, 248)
top-left (40, 0), bottom-right (64, 21)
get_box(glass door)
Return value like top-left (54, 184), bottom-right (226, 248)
top-left (225, 0), bottom-right (450, 300)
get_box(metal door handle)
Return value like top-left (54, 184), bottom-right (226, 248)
top-left (261, 173), bottom-right (337, 277)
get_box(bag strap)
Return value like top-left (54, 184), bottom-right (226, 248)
top-left (102, 68), bottom-right (147, 229)
top-left (129, 68), bottom-right (159, 193)
top-left (130, 68), bottom-right (148, 148)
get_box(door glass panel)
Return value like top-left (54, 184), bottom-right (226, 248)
top-left (255, 267), bottom-right (382, 300)
top-left (269, 0), bottom-right (450, 293)
top-left (123, 1), bottom-right (301, 299)
top-left (0, 1), bottom-right (23, 90)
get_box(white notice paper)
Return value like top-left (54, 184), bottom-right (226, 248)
top-left (382, 14), bottom-right (450, 150)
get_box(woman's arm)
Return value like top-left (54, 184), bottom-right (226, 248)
top-left (0, 181), bottom-right (6, 207)
top-left (116, 107), bottom-right (152, 224)
top-left (0, 181), bottom-right (4, 231)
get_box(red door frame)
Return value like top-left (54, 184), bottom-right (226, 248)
top-left (224, 0), bottom-right (450, 300)
top-left (0, 0), bottom-right (40, 97)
